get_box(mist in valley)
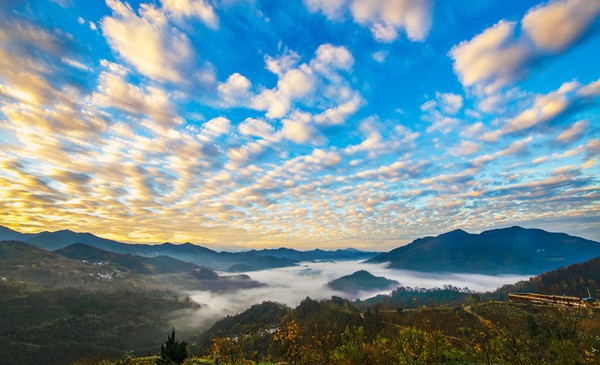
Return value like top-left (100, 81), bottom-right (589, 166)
top-left (183, 261), bottom-right (531, 331)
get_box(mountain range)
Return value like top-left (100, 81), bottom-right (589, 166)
top-left (0, 240), bottom-right (265, 292)
top-left (368, 226), bottom-right (600, 274)
top-left (2, 225), bottom-right (599, 275)
top-left (0, 225), bottom-right (379, 272)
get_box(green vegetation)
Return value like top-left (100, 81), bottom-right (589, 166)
top-left (493, 257), bottom-right (600, 299)
top-left (191, 297), bottom-right (600, 365)
top-left (157, 329), bottom-right (188, 365)
top-left (0, 282), bottom-right (200, 364)
top-left (1, 239), bottom-right (599, 364)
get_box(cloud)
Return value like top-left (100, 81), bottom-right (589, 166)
top-left (345, 117), bottom-right (419, 158)
top-left (280, 111), bottom-right (324, 144)
top-left (555, 119), bottom-right (589, 144)
top-left (92, 61), bottom-right (181, 128)
top-left (160, 0), bottom-right (218, 29)
top-left (450, 21), bottom-right (532, 95)
top-left (314, 93), bottom-right (362, 125)
top-left (238, 118), bottom-right (275, 139)
top-left (307, 148), bottom-right (342, 168)
top-left (184, 260), bottom-right (529, 330)
top-left (265, 50), bottom-right (301, 77)
top-left (218, 72), bottom-right (252, 106)
top-left (311, 43), bottom-right (354, 74)
top-left (460, 122), bottom-right (485, 139)
top-left (202, 117), bottom-right (231, 137)
top-left (496, 136), bottom-right (533, 157)
top-left (481, 79), bottom-right (599, 141)
top-left (436, 92), bottom-right (463, 115)
top-left (522, 0), bottom-right (600, 52)
top-left (372, 50), bottom-right (388, 63)
top-left (420, 92), bottom-right (464, 134)
top-left (449, 141), bottom-right (481, 157)
top-left (250, 44), bottom-right (360, 129)
top-left (305, 0), bottom-right (434, 42)
top-left (450, 0), bottom-right (600, 95)
top-left (0, 14), bottom-right (86, 107)
top-left (251, 64), bottom-right (317, 119)
top-left (102, 0), bottom-right (214, 85)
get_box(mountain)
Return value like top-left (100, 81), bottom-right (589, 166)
top-left (55, 243), bottom-right (199, 275)
top-left (368, 226), bottom-right (600, 274)
top-left (250, 247), bottom-right (380, 261)
top-left (327, 270), bottom-right (399, 294)
top-left (0, 226), bottom-right (30, 241)
top-left (21, 229), bottom-right (133, 252)
top-left (1, 240), bottom-right (266, 294)
top-left (492, 256), bottom-right (600, 299)
top-left (142, 242), bottom-right (297, 272)
top-left (0, 225), bottom-right (296, 272)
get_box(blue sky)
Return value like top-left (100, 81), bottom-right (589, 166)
top-left (0, 0), bottom-right (598, 249)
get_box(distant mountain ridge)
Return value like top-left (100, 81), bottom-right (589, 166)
top-left (0, 225), bottom-right (378, 272)
top-left (249, 247), bottom-right (380, 261)
top-left (0, 240), bottom-right (265, 291)
top-left (55, 243), bottom-right (199, 275)
top-left (368, 226), bottom-right (600, 274)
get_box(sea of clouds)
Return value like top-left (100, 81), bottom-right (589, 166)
top-left (180, 261), bottom-right (530, 332)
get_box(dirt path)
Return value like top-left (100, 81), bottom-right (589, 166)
top-left (464, 305), bottom-right (496, 330)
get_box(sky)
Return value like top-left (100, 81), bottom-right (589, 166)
top-left (0, 0), bottom-right (598, 250)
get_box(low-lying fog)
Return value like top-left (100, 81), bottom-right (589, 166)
top-left (184, 261), bottom-right (530, 331)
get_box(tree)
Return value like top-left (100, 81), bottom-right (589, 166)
top-left (157, 328), bottom-right (188, 365)
top-left (274, 319), bottom-right (302, 365)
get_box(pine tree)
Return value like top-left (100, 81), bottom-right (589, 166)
top-left (157, 328), bottom-right (188, 365)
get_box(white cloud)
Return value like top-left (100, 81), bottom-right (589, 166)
top-left (238, 118), bottom-right (275, 139)
top-left (496, 136), bottom-right (533, 157)
top-left (160, 0), bottom-right (218, 29)
top-left (281, 111), bottom-right (323, 144)
top-left (102, 0), bottom-right (213, 85)
top-left (449, 141), bottom-right (481, 157)
top-left (460, 122), bottom-right (485, 139)
top-left (265, 51), bottom-right (301, 77)
top-left (436, 92), bottom-right (463, 115)
top-left (252, 64), bottom-right (317, 119)
top-left (481, 79), bottom-right (598, 141)
top-left (251, 44), bottom-right (359, 124)
top-left (312, 44), bottom-right (354, 74)
top-left (202, 117), bottom-right (231, 137)
top-left (314, 93), bottom-right (362, 126)
top-left (424, 112), bottom-right (460, 134)
top-left (345, 117), bottom-right (419, 158)
top-left (304, 0), bottom-right (346, 19)
top-left (218, 72), bottom-right (252, 106)
top-left (421, 92), bottom-right (464, 134)
top-left (555, 120), bottom-right (589, 144)
top-left (450, 0), bottom-right (600, 95)
top-left (92, 61), bottom-right (181, 127)
top-left (450, 20), bottom-right (532, 95)
top-left (372, 50), bottom-right (388, 63)
top-left (305, 0), bottom-right (433, 42)
top-left (307, 149), bottom-right (342, 168)
top-left (522, 0), bottom-right (600, 52)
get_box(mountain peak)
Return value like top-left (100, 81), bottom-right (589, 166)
top-left (444, 228), bottom-right (469, 236)
top-left (368, 226), bottom-right (600, 275)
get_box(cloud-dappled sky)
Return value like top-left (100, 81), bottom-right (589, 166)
top-left (0, 0), bottom-right (598, 249)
